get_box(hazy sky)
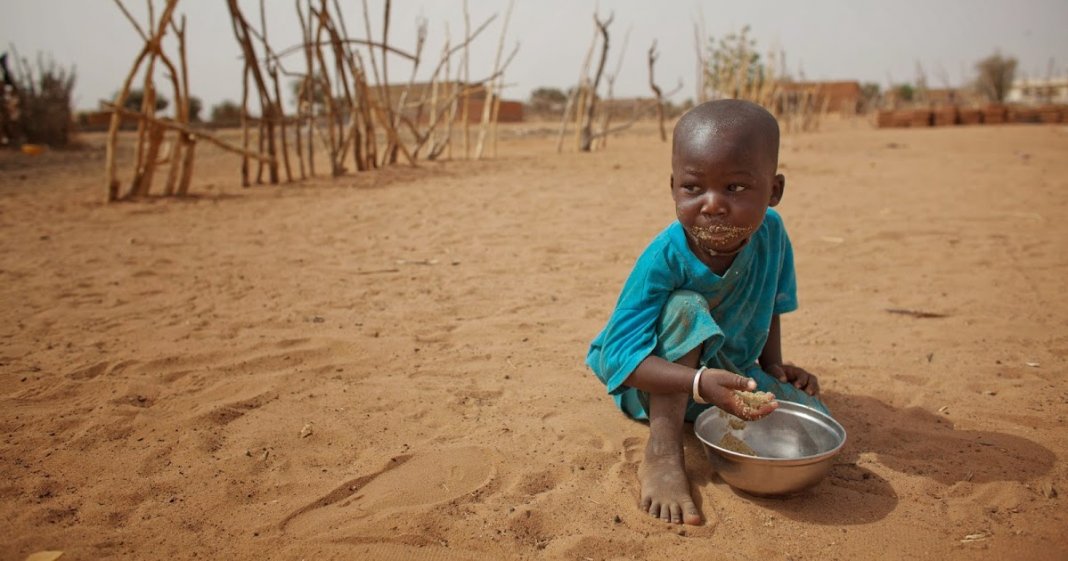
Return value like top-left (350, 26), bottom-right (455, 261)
top-left (3, 0), bottom-right (1066, 112)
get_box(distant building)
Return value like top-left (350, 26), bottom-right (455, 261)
top-left (778, 81), bottom-right (861, 114)
top-left (920, 88), bottom-right (985, 107)
top-left (374, 81), bottom-right (523, 123)
top-left (1007, 77), bottom-right (1068, 105)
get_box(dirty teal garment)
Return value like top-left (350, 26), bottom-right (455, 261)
top-left (586, 209), bottom-right (830, 420)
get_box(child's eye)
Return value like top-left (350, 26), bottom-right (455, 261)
top-left (727, 184), bottom-right (748, 193)
top-left (682, 184), bottom-right (700, 193)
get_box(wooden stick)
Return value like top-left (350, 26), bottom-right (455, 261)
top-left (293, 78), bottom-right (306, 179)
top-left (103, 25), bottom-right (152, 199)
top-left (173, 16), bottom-right (196, 196)
top-left (475, 0), bottom-right (513, 160)
top-left (162, 17), bottom-right (186, 196)
top-left (579, 13), bottom-right (613, 152)
top-left (328, 0), bottom-right (366, 171)
top-left (360, 0), bottom-right (387, 163)
top-left (136, 122), bottom-right (166, 197)
top-left (107, 0), bottom-right (180, 201)
top-left (597, 26), bottom-right (630, 150)
top-left (310, 7), bottom-right (341, 175)
top-left (104, 104), bottom-right (277, 164)
top-left (241, 62), bottom-right (251, 186)
top-left (262, 0), bottom-right (292, 183)
top-left (228, 0), bottom-right (279, 183)
top-left (129, 70), bottom-right (156, 197)
top-left (392, 18), bottom-right (427, 164)
top-left (273, 39), bottom-right (416, 62)
top-left (379, 0), bottom-right (400, 166)
top-left (175, 135), bottom-right (197, 196)
top-left (556, 21), bottom-right (598, 153)
top-left (112, 0), bottom-right (148, 41)
top-left (490, 78), bottom-right (502, 157)
top-left (318, 2), bottom-right (361, 173)
top-left (298, 0), bottom-right (315, 177)
top-left (461, 0), bottom-right (471, 159)
top-left (648, 40), bottom-right (666, 142)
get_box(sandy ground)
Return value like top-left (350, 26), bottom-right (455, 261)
top-left (2, 119), bottom-right (1067, 560)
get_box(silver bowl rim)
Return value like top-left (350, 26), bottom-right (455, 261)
top-left (694, 400), bottom-right (847, 466)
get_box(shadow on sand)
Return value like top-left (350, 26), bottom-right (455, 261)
top-left (689, 391), bottom-right (1055, 525)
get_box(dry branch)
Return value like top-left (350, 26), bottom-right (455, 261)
top-left (104, 104), bottom-right (277, 164)
top-left (557, 21), bottom-right (599, 153)
top-left (104, 0), bottom-right (180, 201)
top-left (474, 0), bottom-right (513, 160)
top-left (648, 40), bottom-right (666, 142)
top-left (579, 13), bottom-right (613, 152)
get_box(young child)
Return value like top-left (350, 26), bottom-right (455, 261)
top-left (586, 99), bottom-right (829, 525)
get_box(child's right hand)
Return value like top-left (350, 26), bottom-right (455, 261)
top-left (698, 369), bottom-right (778, 420)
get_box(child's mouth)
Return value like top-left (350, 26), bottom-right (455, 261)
top-left (687, 223), bottom-right (752, 247)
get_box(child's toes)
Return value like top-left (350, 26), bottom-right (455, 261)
top-left (646, 500), bottom-right (661, 518)
top-left (683, 501), bottom-right (702, 525)
top-left (669, 503), bottom-right (683, 524)
top-left (640, 496), bottom-right (652, 513)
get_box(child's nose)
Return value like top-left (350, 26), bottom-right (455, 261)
top-left (701, 192), bottom-right (727, 215)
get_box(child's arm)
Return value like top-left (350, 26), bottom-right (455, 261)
top-left (625, 355), bottom-right (777, 420)
top-left (759, 314), bottom-right (820, 396)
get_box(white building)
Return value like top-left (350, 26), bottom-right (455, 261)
top-left (1007, 77), bottom-right (1068, 105)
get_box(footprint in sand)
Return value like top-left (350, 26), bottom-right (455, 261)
top-left (281, 446), bottom-right (495, 534)
top-left (350, 447), bottom-right (494, 513)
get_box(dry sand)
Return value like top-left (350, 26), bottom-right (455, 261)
top-left (2, 120), bottom-right (1067, 560)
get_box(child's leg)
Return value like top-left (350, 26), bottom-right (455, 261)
top-left (613, 290), bottom-right (723, 421)
top-left (640, 345), bottom-right (703, 525)
top-left (611, 290), bottom-right (717, 524)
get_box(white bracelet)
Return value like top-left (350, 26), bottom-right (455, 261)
top-left (692, 366), bottom-right (708, 404)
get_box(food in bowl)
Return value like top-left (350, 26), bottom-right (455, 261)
top-left (694, 401), bottom-right (846, 496)
top-left (717, 432), bottom-right (757, 456)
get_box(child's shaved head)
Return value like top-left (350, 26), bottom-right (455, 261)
top-left (669, 99), bottom-right (786, 263)
top-left (672, 99), bottom-right (780, 171)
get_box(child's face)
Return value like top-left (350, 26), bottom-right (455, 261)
top-left (670, 130), bottom-right (784, 259)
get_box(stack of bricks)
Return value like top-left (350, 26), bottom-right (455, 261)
top-left (982, 104), bottom-right (1007, 125)
top-left (874, 104), bottom-right (1067, 128)
top-left (957, 108), bottom-right (982, 125)
top-left (932, 107), bottom-right (958, 126)
top-left (1009, 106), bottom-right (1040, 124)
top-left (1037, 106), bottom-right (1063, 124)
top-left (876, 110), bottom-right (911, 128)
top-left (908, 109), bottom-right (933, 127)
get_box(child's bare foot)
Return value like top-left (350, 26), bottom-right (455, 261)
top-left (639, 438), bottom-right (702, 525)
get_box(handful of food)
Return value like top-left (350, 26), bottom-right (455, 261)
top-left (733, 390), bottom-right (776, 417)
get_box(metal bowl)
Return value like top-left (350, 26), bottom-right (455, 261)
top-left (694, 401), bottom-right (846, 496)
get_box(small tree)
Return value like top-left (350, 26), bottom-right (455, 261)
top-left (288, 75), bottom-right (327, 110)
top-left (859, 82), bottom-right (881, 112)
top-left (974, 51), bottom-right (1017, 102)
top-left (188, 96), bottom-right (203, 122)
top-left (703, 26), bottom-right (767, 101)
top-left (120, 88), bottom-right (169, 112)
top-left (529, 87), bottom-right (567, 113)
top-left (210, 100), bottom-right (242, 126)
top-left (2, 51), bottom-right (77, 147)
top-left (893, 83), bottom-right (915, 103)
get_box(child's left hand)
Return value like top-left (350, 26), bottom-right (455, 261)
top-left (766, 363), bottom-right (820, 396)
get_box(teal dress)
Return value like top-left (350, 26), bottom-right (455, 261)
top-left (586, 208), bottom-right (829, 421)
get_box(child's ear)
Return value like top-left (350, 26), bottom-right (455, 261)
top-left (769, 174), bottom-right (785, 207)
